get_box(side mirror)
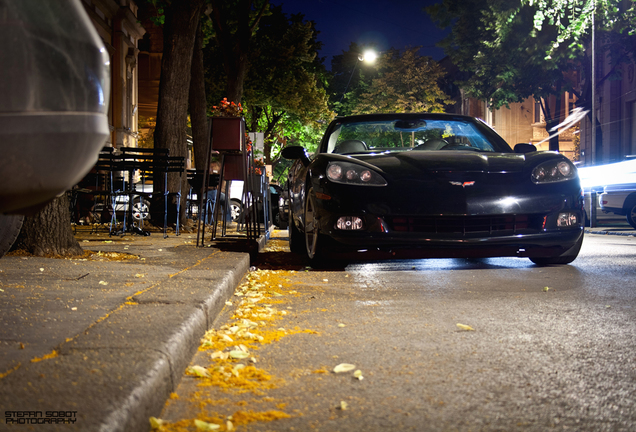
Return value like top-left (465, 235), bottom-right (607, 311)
top-left (514, 143), bottom-right (536, 154)
top-left (281, 146), bottom-right (310, 167)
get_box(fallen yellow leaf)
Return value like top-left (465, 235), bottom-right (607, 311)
top-left (229, 350), bottom-right (250, 359)
top-left (194, 419), bottom-right (220, 430)
top-left (187, 365), bottom-right (211, 378)
top-left (149, 417), bottom-right (165, 429)
top-left (456, 323), bottom-right (475, 331)
top-left (333, 363), bottom-right (356, 373)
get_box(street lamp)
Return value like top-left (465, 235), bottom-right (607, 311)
top-left (339, 49), bottom-right (377, 103)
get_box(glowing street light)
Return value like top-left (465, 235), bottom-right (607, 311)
top-left (360, 49), bottom-right (377, 64)
top-left (340, 48), bottom-right (378, 103)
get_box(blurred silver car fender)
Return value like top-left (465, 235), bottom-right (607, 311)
top-left (0, 0), bottom-right (111, 214)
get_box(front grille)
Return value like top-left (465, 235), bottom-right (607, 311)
top-left (386, 214), bottom-right (544, 236)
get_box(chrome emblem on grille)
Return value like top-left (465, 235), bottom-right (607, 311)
top-left (449, 181), bottom-right (476, 188)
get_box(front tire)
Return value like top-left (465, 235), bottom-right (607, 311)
top-left (530, 232), bottom-right (584, 266)
top-left (626, 202), bottom-right (636, 229)
top-left (0, 214), bottom-right (24, 258)
top-left (288, 206), bottom-right (306, 255)
top-left (304, 188), bottom-right (328, 263)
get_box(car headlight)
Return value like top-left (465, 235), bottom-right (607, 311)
top-left (531, 160), bottom-right (577, 184)
top-left (326, 161), bottom-right (387, 186)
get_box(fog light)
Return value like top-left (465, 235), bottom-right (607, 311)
top-left (557, 212), bottom-right (578, 227)
top-left (336, 216), bottom-right (364, 230)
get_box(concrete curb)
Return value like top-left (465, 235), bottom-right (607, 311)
top-left (585, 228), bottom-right (636, 237)
top-left (94, 252), bottom-right (250, 432)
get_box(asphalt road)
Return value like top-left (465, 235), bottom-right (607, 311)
top-left (161, 233), bottom-right (636, 432)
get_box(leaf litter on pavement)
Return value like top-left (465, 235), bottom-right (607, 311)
top-left (152, 236), bottom-right (327, 431)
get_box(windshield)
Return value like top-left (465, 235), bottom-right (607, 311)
top-left (325, 117), bottom-right (510, 154)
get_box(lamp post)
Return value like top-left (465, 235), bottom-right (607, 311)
top-left (591, 0), bottom-right (596, 165)
top-left (339, 49), bottom-right (377, 103)
top-left (589, 0), bottom-right (597, 227)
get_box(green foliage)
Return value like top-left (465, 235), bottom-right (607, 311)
top-left (428, 0), bottom-right (580, 109)
top-left (352, 48), bottom-right (452, 114)
top-left (138, 116), bottom-right (156, 149)
top-left (524, 0), bottom-right (636, 57)
top-left (243, 6), bottom-right (333, 123)
top-left (328, 43), bottom-right (379, 116)
top-left (145, 0), bottom-right (167, 26)
top-left (268, 113), bottom-right (326, 183)
top-left (328, 45), bottom-right (451, 115)
top-left (428, 0), bottom-right (636, 110)
top-left (203, 4), bottom-right (333, 170)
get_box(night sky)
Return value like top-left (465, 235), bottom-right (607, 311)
top-left (277, 0), bottom-right (449, 69)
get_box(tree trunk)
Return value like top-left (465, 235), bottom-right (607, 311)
top-left (250, 105), bottom-right (262, 133)
top-left (548, 83), bottom-right (563, 152)
top-left (11, 194), bottom-right (83, 257)
top-left (153, 0), bottom-right (204, 224)
top-left (226, 58), bottom-right (248, 102)
top-left (540, 94), bottom-right (561, 153)
top-left (189, 20), bottom-right (209, 171)
top-left (262, 110), bottom-right (284, 164)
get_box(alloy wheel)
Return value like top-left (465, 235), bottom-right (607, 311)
top-left (132, 199), bottom-right (150, 221)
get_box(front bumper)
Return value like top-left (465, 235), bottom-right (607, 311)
top-left (320, 224), bottom-right (583, 259)
top-left (309, 182), bottom-right (584, 259)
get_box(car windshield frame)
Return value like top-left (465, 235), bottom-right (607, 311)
top-left (321, 114), bottom-right (513, 155)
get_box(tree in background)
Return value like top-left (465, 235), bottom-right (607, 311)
top-left (328, 42), bottom-right (378, 116)
top-left (147, 0), bottom-right (205, 223)
top-left (328, 45), bottom-right (450, 116)
top-left (142, 0), bottom-right (272, 221)
top-left (528, 0), bottom-right (636, 153)
top-left (242, 6), bottom-right (333, 169)
top-left (353, 47), bottom-right (451, 114)
top-left (204, 5), bottom-right (333, 181)
top-left (428, 0), bottom-right (577, 151)
top-left (427, 0), bottom-right (636, 152)
top-left (208, 0), bottom-right (270, 103)
top-left (189, 19), bottom-right (211, 171)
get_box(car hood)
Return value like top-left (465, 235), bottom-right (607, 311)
top-left (308, 150), bottom-right (581, 217)
top-left (352, 150), bottom-right (528, 176)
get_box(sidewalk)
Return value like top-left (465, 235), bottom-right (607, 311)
top-left (0, 228), bottom-right (252, 431)
top-left (585, 223), bottom-right (636, 237)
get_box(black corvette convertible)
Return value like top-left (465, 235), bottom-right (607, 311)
top-left (282, 113), bottom-right (584, 265)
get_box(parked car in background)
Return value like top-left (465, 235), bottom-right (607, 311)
top-left (226, 181), bottom-right (288, 228)
top-left (71, 180), bottom-right (152, 226)
top-left (276, 185), bottom-right (290, 230)
top-left (268, 184), bottom-right (285, 228)
top-left (599, 183), bottom-right (636, 229)
top-left (579, 159), bottom-right (636, 228)
top-left (283, 113), bottom-right (584, 266)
